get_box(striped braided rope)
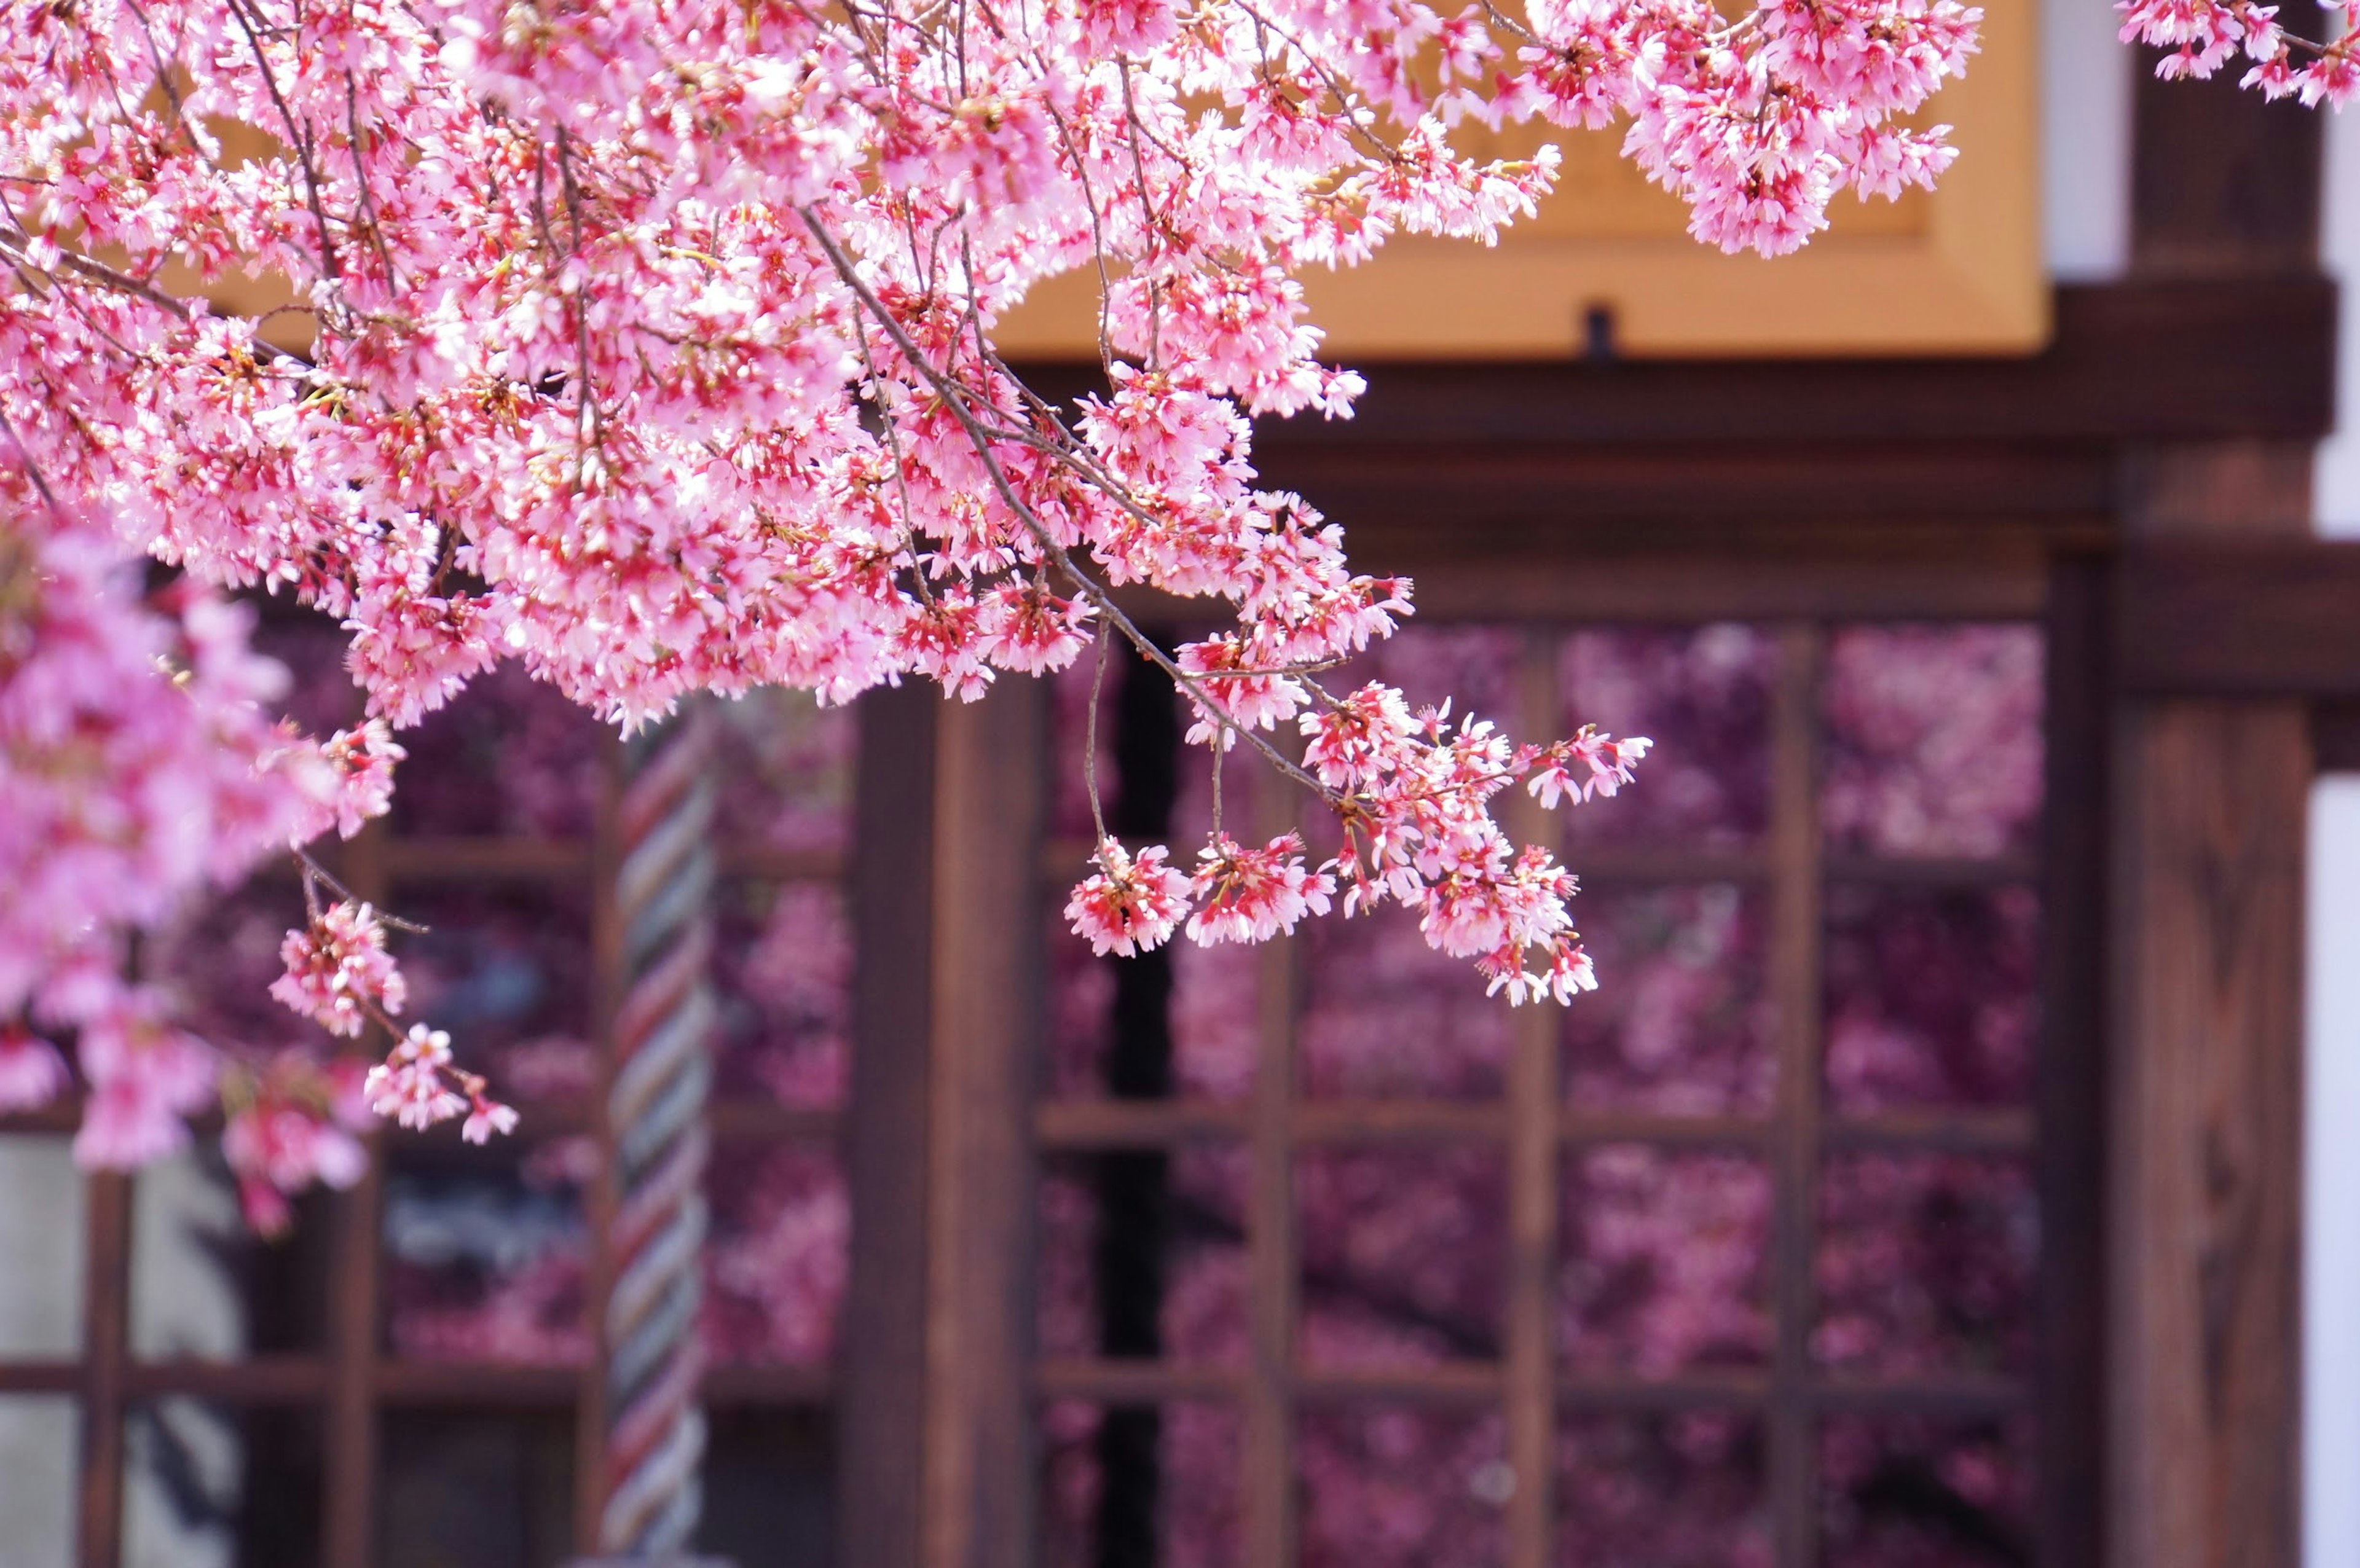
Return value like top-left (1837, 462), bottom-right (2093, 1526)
top-left (600, 707), bottom-right (718, 1558)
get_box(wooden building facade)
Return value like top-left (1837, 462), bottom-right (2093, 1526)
top-left (0, 24), bottom-right (2353, 1568)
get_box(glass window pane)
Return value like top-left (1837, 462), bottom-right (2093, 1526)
top-left (702, 1144), bottom-right (849, 1368)
top-left (1301, 902), bottom-right (1511, 1101)
top-left (714, 880), bottom-right (851, 1110)
top-left (1820, 1413), bottom-right (2034, 1568)
top-left (699, 1407), bottom-right (835, 1566)
top-left (711, 688), bottom-right (855, 857)
top-left (132, 1150), bottom-right (334, 1358)
top-left (1045, 920), bottom-right (1257, 1103)
top-left (1824, 887), bottom-right (2040, 1114)
top-left (384, 1143), bottom-right (588, 1365)
top-left (379, 1411), bottom-right (575, 1568)
top-left (1815, 1154), bottom-right (2037, 1379)
top-left (1558, 1148), bottom-right (1770, 1374)
top-left (252, 610), bottom-right (361, 740)
top-left (1563, 884), bottom-right (1772, 1115)
top-left (1345, 627), bottom-right (1522, 719)
top-left (1297, 1406), bottom-right (1509, 1567)
top-left (388, 661), bottom-right (605, 840)
top-left (122, 1400), bottom-right (322, 1568)
top-left (0, 1137), bottom-right (84, 1357)
top-left (1822, 625), bottom-right (2043, 860)
top-left (394, 880), bottom-right (596, 1106)
top-left (0, 1395), bottom-right (78, 1564)
top-left (1040, 1401), bottom-right (1241, 1568)
top-left (1559, 624), bottom-right (1776, 849)
top-left (1300, 1148), bottom-right (1504, 1368)
top-left (149, 872), bottom-right (316, 1060)
top-left (1556, 1411), bottom-right (1769, 1568)
top-left (1037, 1148), bottom-right (1249, 1367)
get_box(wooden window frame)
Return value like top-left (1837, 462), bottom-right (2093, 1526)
top-left (1015, 558), bottom-right (2098, 1568)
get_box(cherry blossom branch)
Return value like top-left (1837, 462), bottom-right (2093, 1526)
top-left (797, 204), bottom-right (1337, 804)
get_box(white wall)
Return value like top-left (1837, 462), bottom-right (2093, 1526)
top-left (2042, 0), bottom-right (2134, 278)
top-left (2318, 103), bottom-right (2360, 538)
top-left (2313, 780), bottom-right (2360, 1568)
top-left (2308, 83), bottom-right (2360, 1568)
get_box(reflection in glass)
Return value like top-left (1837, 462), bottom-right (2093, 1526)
top-left (1822, 625), bottom-right (2043, 859)
top-left (1556, 1411), bottom-right (1770, 1568)
top-left (1297, 1406), bottom-right (1508, 1568)
top-left (1815, 1154), bottom-right (2036, 1378)
top-left (379, 1411), bottom-right (575, 1568)
top-left (390, 661), bottom-right (605, 840)
top-left (1562, 885), bottom-right (1771, 1115)
top-left (251, 610), bottom-right (361, 741)
top-left (396, 880), bottom-right (596, 1103)
top-left (0, 1137), bottom-right (84, 1357)
top-left (384, 1153), bottom-right (588, 1365)
top-left (1557, 1148), bottom-right (1769, 1374)
top-left (1332, 626), bottom-right (1520, 721)
top-left (1560, 624), bottom-right (1775, 848)
top-left (1037, 1148), bottom-right (1249, 1368)
top-left (0, 1396), bottom-right (77, 1563)
top-left (1824, 886), bottom-right (2039, 1113)
top-left (1301, 900), bottom-right (1511, 1100)
top-left (1300, 1148), bottom-right (1504, 1368)
top-left (149, 872), bottom-right (317, 1059)
top-left (122, 1400), bottom-right (321, 1568)
top-left (714, 880), bottom-right (851, 1109)
top-left (1044, 919), bottom-right (1257, 1103)
top-left (702, 1145), bottom-right (849, 1367)
top-left (1819, 1414), bottom-right (2034, 1568)
top-left (1040, 1401), bottom-right (1242, 1568)
top-left (133, 1150), bottom-right (332, 1358)
top-left (711, 688), bottom-right (855, 856)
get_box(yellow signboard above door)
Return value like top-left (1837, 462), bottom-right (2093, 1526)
top-left (994, 0), bottom-right (2042, 359)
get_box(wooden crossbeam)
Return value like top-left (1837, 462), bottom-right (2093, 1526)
top-left (2117, 540), bottom-right (2360, 697)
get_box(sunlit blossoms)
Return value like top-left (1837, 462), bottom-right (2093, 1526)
top-left (272, 899), bottom-right (409, 1037)
top-left (364, 1023), bottom-right (518, 1143)
top-left (0, 0), bottom-right (2272, 1186)
top-left (2118, 0), bottom-right (2359, 105)
top-left (221, 1057), bottom-right (371, 1233)
top-left (1068, 841), bottom-right (1193, 957)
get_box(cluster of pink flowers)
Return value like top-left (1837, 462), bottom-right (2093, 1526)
top-left (364, 1023), bottom-right (518, 1145)
top-left (219, 1055), bottom-right (372, 1233)
top-left (2118, 0), bottom-right (2358, 105)
top-left (271, 899), bottom-right (408, 1037)
top-left (0, 0), bottom-right (1999, 1076)
top-left (0, 0), bottom-right (2294, 1185)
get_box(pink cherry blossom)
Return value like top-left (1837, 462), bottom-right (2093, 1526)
top-left (1067, 841), bottom-right (1194, 957)
top-left (364, 1024), bottom-right (470, 1132)
top-left (272, 900), bottom-right (409, 1037)
top-left (1186, 832), bottom-right (1335, 944)
top-left (0, 0), bottom-right (2295, 1183)
top-left (0, 1024), bottom-right (69, 1112)
top-left (221, 1061), bottom-right (371, 1234)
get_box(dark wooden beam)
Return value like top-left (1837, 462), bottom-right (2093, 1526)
top-left (1018, 280), bottom-right (2337, 449)
top-left (2316, 701), bottom-right (2360, 771)
top-left (2115, 540), bottom-right (2360, 696)
top-left (2131, 45), bottom-right (2324, 275)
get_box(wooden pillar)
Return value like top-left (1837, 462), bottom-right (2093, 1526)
top-left (841, 684), bottom-right (941, 1568)
top-left (2106, 691), bottom-right (2308, 1568)
top-left (2107, 452), bottom-right (2313, 1568)
top-left (2106, 37), bottom-right (2323, 1568)
top-left (923, 680), bottom-right (1046, 1568)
